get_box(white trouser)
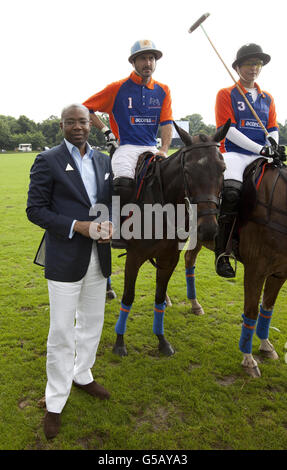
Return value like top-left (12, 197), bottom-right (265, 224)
top-left (112, 144), bottom-right (157, 179)
top-left (223, 151), bottom-right (263, 182)
top-left (46, 245), bottom-right (106, 413)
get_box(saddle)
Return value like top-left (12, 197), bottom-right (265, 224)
top-left (135, 151), bottom-right (165, 205)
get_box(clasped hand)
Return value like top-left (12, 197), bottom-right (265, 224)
top-left (74, 220), bottom-right (113, 243)
top-left (89, 221), bottom-right (113, 243)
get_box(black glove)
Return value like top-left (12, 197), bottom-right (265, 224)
top-left (267, 136), bottom-right (286, 162)
top-left (104, 129), bottom-right (119, 156)
top-left (260, 145), bottom-right (275, 157)
top-left (267, 135), bottom-right (278, 148)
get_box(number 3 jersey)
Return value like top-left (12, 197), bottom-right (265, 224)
top-left (215, 81), bottom-right (278, 155)
top-left (83, 71), bottom-right (173, 147)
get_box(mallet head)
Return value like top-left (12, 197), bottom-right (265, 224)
top-left (188, 13), bottom-right (210, 33)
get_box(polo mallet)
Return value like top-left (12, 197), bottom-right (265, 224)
top-left (188, 13), bottom-right (269, 137)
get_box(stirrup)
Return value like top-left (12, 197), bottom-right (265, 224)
top-left (215, 252), bottom-right (237, 278)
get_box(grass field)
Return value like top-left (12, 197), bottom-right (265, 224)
top-left (1, 151), bottom-right (287, 451)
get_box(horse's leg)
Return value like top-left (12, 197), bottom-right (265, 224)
top-left (154, 253), bottom-right (180, 356)
top-left (240, 266), bottom-right (266, 377)
top-left (184, 242), bottom-right (204, 315)
top-left (257, 275), bottom-right (286, 359)
top-left (112, 253), bottom-right (141, 357)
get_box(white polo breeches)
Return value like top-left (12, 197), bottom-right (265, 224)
top-left (112, 144), bottom-right (158, 179)
top-left (222, 151), bottom-right (263, 182)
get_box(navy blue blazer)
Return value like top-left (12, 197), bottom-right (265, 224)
top-left (26, 141), bottom-right (113, 281)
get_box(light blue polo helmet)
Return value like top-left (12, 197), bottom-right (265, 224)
top-left (128, 39), bottom-right (163, 63)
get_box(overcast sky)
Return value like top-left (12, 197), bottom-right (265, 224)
top-left (1, 0), bottom-right (286, 126)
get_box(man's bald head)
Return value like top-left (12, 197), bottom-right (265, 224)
top-left (60, 103), bottom-right (90, 122)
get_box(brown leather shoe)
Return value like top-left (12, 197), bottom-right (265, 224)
top-left (73, 380), bottom-right (110, 400)
top-left (43, 411), bottom-right (61, 439)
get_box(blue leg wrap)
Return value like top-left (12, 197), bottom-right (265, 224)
top-left (239, 314), bottom-right (257, 354)
top-left (256, 304), bottom-right (273, 340)
top-left (186, 266), bottom-right (196, 300)
top-left (153, 302), bottom-right (166, 335)
top-left (115, 302), bottom-right (132, 334)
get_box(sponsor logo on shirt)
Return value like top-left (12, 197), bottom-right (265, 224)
top-left (240, 119), bottom-right (266, 130)
top-left (148, 97), bottom-right (161, 108)
top-left (130, 116), bottom-right (157, 125)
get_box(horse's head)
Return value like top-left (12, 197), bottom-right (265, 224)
top-left (174, 119), bottom-right (230, 242)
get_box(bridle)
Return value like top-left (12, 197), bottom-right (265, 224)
top-left (180, 141), bottom-right (222, 218)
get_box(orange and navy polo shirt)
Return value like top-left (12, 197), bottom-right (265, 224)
top-left (83, 71), bottom-right (173, 146)
top-left (215, 81), bottom-right (278, 155)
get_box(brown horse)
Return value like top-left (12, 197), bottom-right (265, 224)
top-left (184, 158), bottom-right (287, 377)
top-left (112, 120), bottom-right (230, 357)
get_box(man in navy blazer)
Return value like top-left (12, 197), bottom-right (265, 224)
top-left (27, 104), bottom-right (113, 439)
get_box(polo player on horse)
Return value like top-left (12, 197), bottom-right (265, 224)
top-left (83, 39), bottom-right (173, 248)
top-left (214, 43), bottom-right (286, 279)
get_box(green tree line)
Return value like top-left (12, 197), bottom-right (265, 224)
top-left (0, 113), bottom-right (287, 151)
top-left (0, 113), bottom-right (110, 151)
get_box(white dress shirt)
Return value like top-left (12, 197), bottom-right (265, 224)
top-left (64, 139), bottom-right (96, 237)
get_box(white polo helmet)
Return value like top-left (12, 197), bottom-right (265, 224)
top-left (128, 39), bottom-right (163, 63)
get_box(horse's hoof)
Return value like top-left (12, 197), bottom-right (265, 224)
top-left (191, 306), bottom-right (205, 316)
top-left (259, 340), bottom-right (279, 360)
top-left (158, 341), bottom-right (175, 356)
top-left (106, 288), bottom-right (117, 300)
top-left (259, 349), bottom-right (279, 360)
top-left (242, 365), bottom-right (261, 378)
top-left (112, 344), bottom-right (128, 357)
top-left (191, 300), bottom-right (204, 315)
